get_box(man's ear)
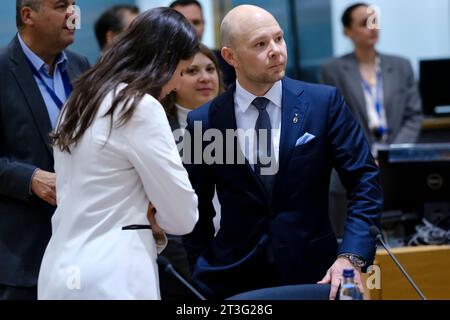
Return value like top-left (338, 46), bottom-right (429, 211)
top-left (221, 46), bottom-right (237, 68)
top-left (20, 7), bottom-right (35, 28)
top-left (343, 26), bottom-right (351, 38)
top-left (105, 30), bottom-right (116, 48)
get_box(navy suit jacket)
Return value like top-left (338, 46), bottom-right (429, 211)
top-left (183, 77), bottom-right (383, 299)
top-left (0, 36), bottom-right (90, 287)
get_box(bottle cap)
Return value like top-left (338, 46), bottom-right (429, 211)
top-left (343, 269), bottom-right (355, 278)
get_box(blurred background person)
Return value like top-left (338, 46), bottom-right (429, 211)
top-left (160, 43), bottom-right (223, 300)
top-left (163, 43), bottom-right (223, 134)
top-left (94, 4), bottom-right (139, 53)
top-left (37, 7), bottom-right (199, 300)
top-left (170, 0), bottom-right (204, 40)
top-left (320, 2), bottom-right (423, 238)
top-left (0, 0), bottom-right (89, 300)
top-left (321, 2), bottom-right (423, 150)
top-left (170, 0), bottom-right (236, 89)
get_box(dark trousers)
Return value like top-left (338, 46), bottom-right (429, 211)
top-left (0, 284), bottom-right (37, 300)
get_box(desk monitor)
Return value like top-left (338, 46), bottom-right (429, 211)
top-left (378, 143), bottom-right (450, 222)
top-left (420, 59), bottom-right (450, 116)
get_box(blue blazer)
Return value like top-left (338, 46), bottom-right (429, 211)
top-left (0, 36), bottom-right (90, 287)
top-left (183, 77), bottom-right (383, 299)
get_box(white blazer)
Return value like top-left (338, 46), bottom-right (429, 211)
top-left (37, 85), bottom-right (198, 300)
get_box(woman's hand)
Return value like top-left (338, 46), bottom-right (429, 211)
top-left (147, 203), bottom-right (166, 245)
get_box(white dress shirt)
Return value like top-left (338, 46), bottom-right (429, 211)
top-left (175, 103), bottom-right (191, 132)
top-left (234, 80), bottom-right (282, 166)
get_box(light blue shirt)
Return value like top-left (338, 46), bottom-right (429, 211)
top-left (18, 33), bottom-right (69, 129)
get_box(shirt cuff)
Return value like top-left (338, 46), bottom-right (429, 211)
top-left (29, 168), bottom-right (40, 195)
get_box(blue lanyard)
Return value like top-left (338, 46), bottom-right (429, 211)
top-left (26, 58), bottom-right (73, 110)
top-left (361, 71), bottom-right (386, 136)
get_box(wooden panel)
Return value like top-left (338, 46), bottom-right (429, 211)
top-left (422, 117), bottom-right (450, 131)
top-left (366, 245), bottom-right (450, 300)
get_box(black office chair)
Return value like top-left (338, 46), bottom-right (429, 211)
top-left (226, 284), bottom-right (333, 300)
top-left (158, 256), bottom-right (334, 301)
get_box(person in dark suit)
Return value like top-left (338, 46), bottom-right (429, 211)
top-left (320, 3), bottom-right (423, 238)
top-left (0, 0), bottom-right (90, 300)
top-left (183, 5), bottom-right (382, 300)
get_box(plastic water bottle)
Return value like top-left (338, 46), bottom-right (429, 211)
top-left (339, 269), bottom-right (363, 300)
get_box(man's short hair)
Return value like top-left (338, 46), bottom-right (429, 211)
top-left (16, 0), bottom-right (41, 29)
top-left (341, 3), bottom-right (368, 28)
top-left (169, 0), bottom-right (203, 11)
top-left (94, 5), bottom-right (140, 50)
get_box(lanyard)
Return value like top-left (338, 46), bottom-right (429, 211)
top-left (26, 58), bottom-right (73, 110)
top-left (361, 71), bottom-right (386, 136)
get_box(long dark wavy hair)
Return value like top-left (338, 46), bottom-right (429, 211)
top-left (52, 7), bottom-right (199, 153)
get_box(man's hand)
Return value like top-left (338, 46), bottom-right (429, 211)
top-left (31, 169), bottom-right (56, 206)
top-left (317, 257), bottom-right (364, 300)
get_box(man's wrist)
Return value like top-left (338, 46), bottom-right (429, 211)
top-left (338, 253), bottom-right (367, 269)
top-left (29, 168), bottom-right (40, 195)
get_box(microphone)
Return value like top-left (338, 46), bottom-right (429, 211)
top-left (369, 226), bottom-right (427, 300)
top-left (157, 255), bottom-right (206, 300)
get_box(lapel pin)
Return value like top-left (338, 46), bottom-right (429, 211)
top-left (293, 113), bottom-right (299, 124)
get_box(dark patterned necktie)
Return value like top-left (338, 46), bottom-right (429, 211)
top-left (252, 97), bottom-right (275, 195)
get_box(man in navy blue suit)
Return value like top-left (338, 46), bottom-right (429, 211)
top-left (183, 4), bottom-right (382, 300)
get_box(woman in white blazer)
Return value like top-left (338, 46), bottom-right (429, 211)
top-left (37, 8), bottom-right (199, 300)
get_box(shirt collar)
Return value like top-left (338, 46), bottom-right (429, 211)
top-left (175, 103), bottom-right (192, 113)
top-left (235, 79), bottom-right (282, 113)
top-left (18, 33), bottom-right (68, 75)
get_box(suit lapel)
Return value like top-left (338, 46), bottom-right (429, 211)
top-left (277, 78), bottom-right (308, 175)
top-left (66, 60), bottom-right (85, 86)
top-left (9, 36), bottom-right (53, 155)
top-left (380, 54), bottom-right (395, 131)
top-left (210, 86), bottom-right (269, 199)
top-left (342, 54), bottom-right (370, 133)
top-left (66, 63), bottom-right (77, 86)
top-left (210, 86), bottom-right (237, 133)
